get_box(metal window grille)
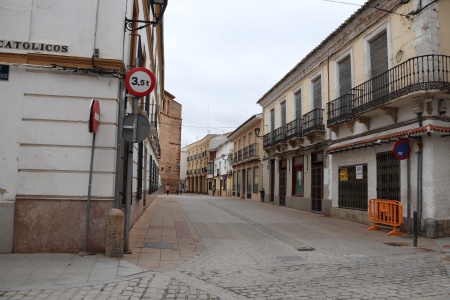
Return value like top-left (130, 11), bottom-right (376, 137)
top-left (376, 152), bottom-right (400, 201)
top-left (338, 165), bottom-right (368, 210)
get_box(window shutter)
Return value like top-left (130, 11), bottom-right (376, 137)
top-left (270, 109), bottom-right (275, 131)
top-left (313, 77), bottom-right (322, 110)
top-left (338, 56), bottom-right (352, 96)
top-left (281, 102), bottom-right (286, 126)
top-left (295, 91), bottom-right (302, 119)
top-left (370, 31), bottom-right (388, 78)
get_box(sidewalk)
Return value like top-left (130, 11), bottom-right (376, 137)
top-left (1, 194), bottom-right (450, 293)
top-left (123, 194), bottom-right (205, 271)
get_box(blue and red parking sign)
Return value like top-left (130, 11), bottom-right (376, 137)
top-left (393, 139), bottom-right (411, 160)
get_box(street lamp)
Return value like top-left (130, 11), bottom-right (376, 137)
top-left (254, 127), bottom-right (262, 138)
top-left (125, 0), bottom-right (168, 31)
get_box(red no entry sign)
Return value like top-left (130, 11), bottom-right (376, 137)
top-left (89, 99), bottom-right (100, 133)
top-left (393, 139), bottom-right (411, 160)
top-left (125, 67), bottom-right (156, 97)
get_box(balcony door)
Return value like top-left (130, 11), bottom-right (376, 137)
top-left (279, 159), bottom-right (287, 206)
top-left (311, 151), bottom-right (324, 213)
top-left (370, 31), bottom-right (389, 101)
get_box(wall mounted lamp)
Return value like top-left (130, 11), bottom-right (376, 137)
top-left (254, 127), bottom-right (262, 138)
top-left (125, 0), bottom-right (168, 31)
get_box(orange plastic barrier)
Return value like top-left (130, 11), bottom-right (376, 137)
top-left (367, 199), bottom-right (403, 236)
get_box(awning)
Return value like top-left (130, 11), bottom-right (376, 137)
top-left (326, 125), bottom-right (450, 154)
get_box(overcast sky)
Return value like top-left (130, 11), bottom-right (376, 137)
top-left (164, 0), bottom-right (368, 147)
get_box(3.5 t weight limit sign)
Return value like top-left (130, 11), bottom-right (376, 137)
top-left (125, 67), bottom-right (156, 97)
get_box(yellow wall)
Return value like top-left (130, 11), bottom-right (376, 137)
top-left (439, 1), bottom-right (450, 55)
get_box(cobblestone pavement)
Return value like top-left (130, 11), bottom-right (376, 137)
top-left (2, 195), bottom-right (450, 299)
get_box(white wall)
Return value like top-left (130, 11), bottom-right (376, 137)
top-left (0, 0), bottom-right (126, 60)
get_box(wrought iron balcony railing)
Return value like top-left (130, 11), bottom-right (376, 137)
top-left (243, 146), bottom-right (249, 160)
top-left (302, 108), bottom-right (324, 135)
top-left (231, 143), bottom-right (260, 164)
top-left (327, 54), bottom-right (450, 127)
top-left (262, 110), bottom-right (325, 149)
top-left (285, 118), bottom-right (303, 140)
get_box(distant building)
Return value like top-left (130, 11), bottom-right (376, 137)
top-left (179, 146), bottom-right (188, 193)
top-left (228, 114), bottom-right (263, 201)
top-left (159, 91), bottom-right (182, 193)
top-left (210, 140), bottom-right (233, 197)
top-left (185, 134), bottom-right (228, 194)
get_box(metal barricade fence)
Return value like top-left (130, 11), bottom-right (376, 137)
top-left (368, 199), bottom-right (403, 236)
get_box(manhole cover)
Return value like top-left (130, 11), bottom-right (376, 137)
top-left (144, 242), bottom-right (172, 249)
top-left (296, 247), bottom-right (315, 252)
top-left (384, 242), bottom-right (403, 247)
top-left (278, 256), bottom-right (304, 261)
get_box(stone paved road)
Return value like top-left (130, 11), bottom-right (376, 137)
top-left (2, 194), bottom-right (450, 299)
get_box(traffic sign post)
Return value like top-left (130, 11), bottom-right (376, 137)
top-left (125, 67), bottom-right (156, 97)
top-left (123, 68), bottom-right (156, 253)
top-left (393, 139), bottom-right (411, 160)
top-left (85, 99), bottom-right (100, 253)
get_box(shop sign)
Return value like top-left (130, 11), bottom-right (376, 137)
top-left (356, 165), bottom-right (363, 180)
top-left (0, 40), bottom-right (68, 53)
top-left (339, 168), bottom-right (348, 181)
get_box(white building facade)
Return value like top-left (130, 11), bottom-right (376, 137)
top-left (0, 0), bottom-right (165, 253)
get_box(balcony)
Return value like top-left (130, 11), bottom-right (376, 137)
top-left (231, 143), bottom-right (260, 165)
top-left (303, 108), bottom-right (324, 135)
top-left (263, 110), bottom-right (324, 150)
top-left (327, 54), bottom-right (450, 127)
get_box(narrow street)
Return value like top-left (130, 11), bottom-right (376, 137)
top-left (2, 194), bottom-right (450, 299)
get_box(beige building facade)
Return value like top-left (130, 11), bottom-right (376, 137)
top-left (257, 0), bottom-right (450, 238)
top-left (228, 114), bottom-right (263, 201)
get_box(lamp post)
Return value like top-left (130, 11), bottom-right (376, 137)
top-left (254, 127), bottom-right (265, 202)
top-left (125, 0), bottom-right (168, 31)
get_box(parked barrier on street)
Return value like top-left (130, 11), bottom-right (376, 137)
top-left (368, 199), bottom-right (403, 236)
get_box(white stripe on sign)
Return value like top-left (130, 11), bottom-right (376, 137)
top-left (94, 113), bottom-right (100, 121)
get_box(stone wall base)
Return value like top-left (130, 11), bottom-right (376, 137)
top-left (14, 197), bottom-right (113, 253)
top-left (0, 201), bottom-right (15, 253)
top-left (331, 207), bottom-right (370, 225)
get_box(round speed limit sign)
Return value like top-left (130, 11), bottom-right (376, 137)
top-left (125, 67), bottom-right (156, 97)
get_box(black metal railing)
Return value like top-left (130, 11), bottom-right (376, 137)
top-left (327, 94), bottom-right (354, 127)
top-left (285, 118), bottom-right (303, 140)
top-left (243, 146), bottom-right (249, 160)
top-left (303, 108), bottom-right (324, 135)
top-left (263, 132), bottom-right (272, 148)
top-left (248, 143), bottom-right (259, 158)
top-left (272, 127), bottom-right (285, 145)
top-left (327, 54), bottom-right (450, 126)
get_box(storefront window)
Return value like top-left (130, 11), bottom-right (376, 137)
top-left (292, 155), bottom-right (304, 197)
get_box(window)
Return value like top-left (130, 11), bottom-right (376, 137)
top-left (270, 109), bottom-right (275, 131)
top-left (369, 31), bottom-right (389, 100)
top-left (338, 165), bottom-right (368, 210)
top-left (280, 101), bottom-right (286, 127)
top-left (247, 168), bottom-right (252, 196)
top-left (338, 56), bottom-right (352, 96)
top-left (233, 171), bottom-right (236, 193)
top-left (292, 156), bottom-right (304, 197)
top-left (294, 90), bottom-right (302, 120)
top-left (253, 167), bottom-right (259, 193)
top-left (312, 77), bottom-right (322, 110)
top-left (209, 181), bottom-right (213, 190)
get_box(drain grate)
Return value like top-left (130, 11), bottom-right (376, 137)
top-left (143, 242), bottom-right (172, 249)
top-left (384, 242), bottom-right (403, 247)
top-left (296, 247), bottom-right (315, 252)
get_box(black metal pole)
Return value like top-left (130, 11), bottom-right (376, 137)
top-left (413, 210), bottom-right (418, 247)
